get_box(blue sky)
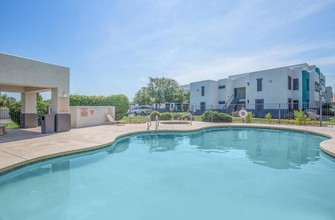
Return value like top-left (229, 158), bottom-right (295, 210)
top-left (1, 0), bottom-right (335, 100)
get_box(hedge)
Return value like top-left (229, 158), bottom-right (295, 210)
top-left (9, 101), bottom-right (50, 126)
top-left (70, 94), bottom-right (130, 120)
top-left (201, 110), bottom-right (232, 122)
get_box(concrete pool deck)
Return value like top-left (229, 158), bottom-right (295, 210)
top-left (0, 122), bottom-right (335, 173)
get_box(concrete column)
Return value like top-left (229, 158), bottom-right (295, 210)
top-left (21, 92), bottom-right (37, 113)
top-left (51, 87), bottom-right (71, 132)
top-left (51, 88), bottom-right (59, 114)
top-left (20, 92), bottom-right (38, 128)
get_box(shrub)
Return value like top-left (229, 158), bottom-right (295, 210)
top-left (201, 110), bottom-right (232, 122)
top-left (294, 109), bottom-right (308, 125)
top-left (9, 101), bottom-right (50, 126)
top-left (107, 94), bottom-right (130, 120)
top-left (245, 112), bottom-right (252, 123)
top-left (306, 109), bottom-right (319, 120)
top-left (180, 113), bottom-right (193, 121)
top-left (9, 102), bottom-right (21, 125)
top-left (231, 111), bottom-right (240, 117)
top-left (149, 111), bottom-right (161, 120)
top-left (265, 113), bottom-right (272, 123)
top-left (172, 112), bottom-right (184, 120)
top-left (160, 112), bottom-right (173, 120)
top-left (70, 94), bottom-right (130, 120)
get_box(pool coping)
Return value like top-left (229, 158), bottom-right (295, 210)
top-left (0, 122), bottom-right (334, 174)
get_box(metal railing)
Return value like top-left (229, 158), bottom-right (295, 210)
top-left (191, 102), bottom-right (335, 126)
top-left (155, 115), bottom-right (159, 130)
top-left (146, 116), bottom-right (151, 130)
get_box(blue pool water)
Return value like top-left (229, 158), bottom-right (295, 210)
top-left (0, 128), bottom-right (334, 220)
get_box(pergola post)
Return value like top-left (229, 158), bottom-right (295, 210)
top-left (20, 92), bottom-right (38, 128)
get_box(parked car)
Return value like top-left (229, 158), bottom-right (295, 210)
top-left (128, 106), bottom-right (153, 116)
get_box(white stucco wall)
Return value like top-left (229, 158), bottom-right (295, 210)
top-left (0, 53), bottom-right (70, 114)
top-left (247, 67), bottom-right (289, 107)
top-left (190, 80), bottom-right (218, 110)
top-left (70, 106), bottom-right (115, 128)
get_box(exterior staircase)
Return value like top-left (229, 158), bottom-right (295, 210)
top-left (223, 95), bottom-right (240, 114)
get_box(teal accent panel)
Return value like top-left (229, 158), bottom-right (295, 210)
top-left (302, 70), bottom-right (310, 108)
top-left (315, 67), bottom-right (320, 75)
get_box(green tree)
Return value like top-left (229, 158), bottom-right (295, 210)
top-left (0, 93), bottom-right (17, 107)
top-left (134, 77), bottom-right (185, 108)
top-left (133, 87), bottom-right (153, 106)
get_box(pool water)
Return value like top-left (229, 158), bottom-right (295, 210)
top-left (0, 128), bottom-right (334, 220)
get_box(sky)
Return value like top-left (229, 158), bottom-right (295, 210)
top-left (1, 0), bottom-right (335, 100)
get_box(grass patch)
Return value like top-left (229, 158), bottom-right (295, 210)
top-left (120, 116), bottom-right (148, 123)
top-left (2, 121), bottom-right (20, 129)
top-left (121, 114), bottom-right (202, 123)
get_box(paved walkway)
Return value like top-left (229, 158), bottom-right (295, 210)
top-left (1, 122), bottom-right (335, 173)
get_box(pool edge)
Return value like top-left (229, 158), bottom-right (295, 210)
top-left (0, 123), bottom-right (334, 174)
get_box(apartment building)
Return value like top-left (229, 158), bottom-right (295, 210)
top-left (190, 63), bottom-right (332, 116)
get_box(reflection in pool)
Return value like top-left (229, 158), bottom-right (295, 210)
top-left (0, 128), bottom-right (334, 220)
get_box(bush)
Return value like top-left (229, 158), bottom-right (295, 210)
top-left (70, 94), bottom-right (130, 120)
top-left (306, 109), bottom-right (319, 120)
top-left (9, 102), bottom-right (21, 125)
top-left (245, 112), bottom-right (252, 123)
top-left (231, 111), bottom-right (240, 117)
top-left (294, 109), bottom-right (308, 125)
top-left (201, 110), bottom-right (232, 122)
top-left (265, 113), bottom-right (272, 123)
top-left (160, 112), bottom-right (173, 120)
top-left (172, 112), bottom-right (184, 120)
top-left (149, 111), bottom-right (161, 120)
top-left (107, 94), bottom-right (130, 120)
top-left (180, 113), bottom-right (193, 121)
top-left (9, 101), bottom-right (50, 126)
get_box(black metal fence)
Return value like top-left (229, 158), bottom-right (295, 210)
top-left (191, 102), bottom-right (335, 126)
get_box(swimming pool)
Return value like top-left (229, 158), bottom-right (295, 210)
top-left (0, 128), bottom-right (334, 220)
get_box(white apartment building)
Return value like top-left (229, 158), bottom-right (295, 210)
top-left (190, 63), bottom-right (332, 116)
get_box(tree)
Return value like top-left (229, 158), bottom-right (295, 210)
top-left (134, 77), bottom-right (184, 108)
top-left (0, 94), bottom-right (17, 107)
top-left (133, 87), bottom-right (153, 106)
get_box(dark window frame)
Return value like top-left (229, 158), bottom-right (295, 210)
top-left (255, 99), bottom-right (264, 112)
top-left (288, 98), bottom-right (292, 111)
top-left (293, 78), bottom-right (299, 90)
top-left (201, 86), bottom-right (205, 96)
top-left (315, 82), bottom-right (320, 92)
top-left (257, 78), bottom-right (262, 91)
top-left (288, 76), bottom-right (292, 90)
top-left (200, 102), bottom-right (206, 111)
top-left (293, 100), bottom-right (299, 110)
top-left (218, 85), bottom-right (225, 89)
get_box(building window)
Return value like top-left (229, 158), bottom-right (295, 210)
top-left (293, 79), bottom-right (299, 90)
top-left (218, 85), bottom-right (225, 89)
top-left (315, 82), bottom-right (320, 92)
top-left (288, 98), bottom-right (292, 111)
top-left (255, 99), bottom-right (264, 112)
top-left (201, 86), bottom-right (205, 96)
top-left (257, 78), bottom-right (262, 91)
top-left (293, 100), bottom-right (299, 110)
top-left (200, 102), bottom-right (206, 111)
top-left (218, 101), bottom-right (225, 104)
top-left (288, 76), bottom-right (292, 90)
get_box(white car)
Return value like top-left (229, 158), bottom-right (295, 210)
top-left (128, 106), bottom-right (153, 116)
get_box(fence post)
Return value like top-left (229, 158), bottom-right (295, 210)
top-left (319, 102), bottom-right (322, 127)
top-left (278, 103), bottom-right (281, 124)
